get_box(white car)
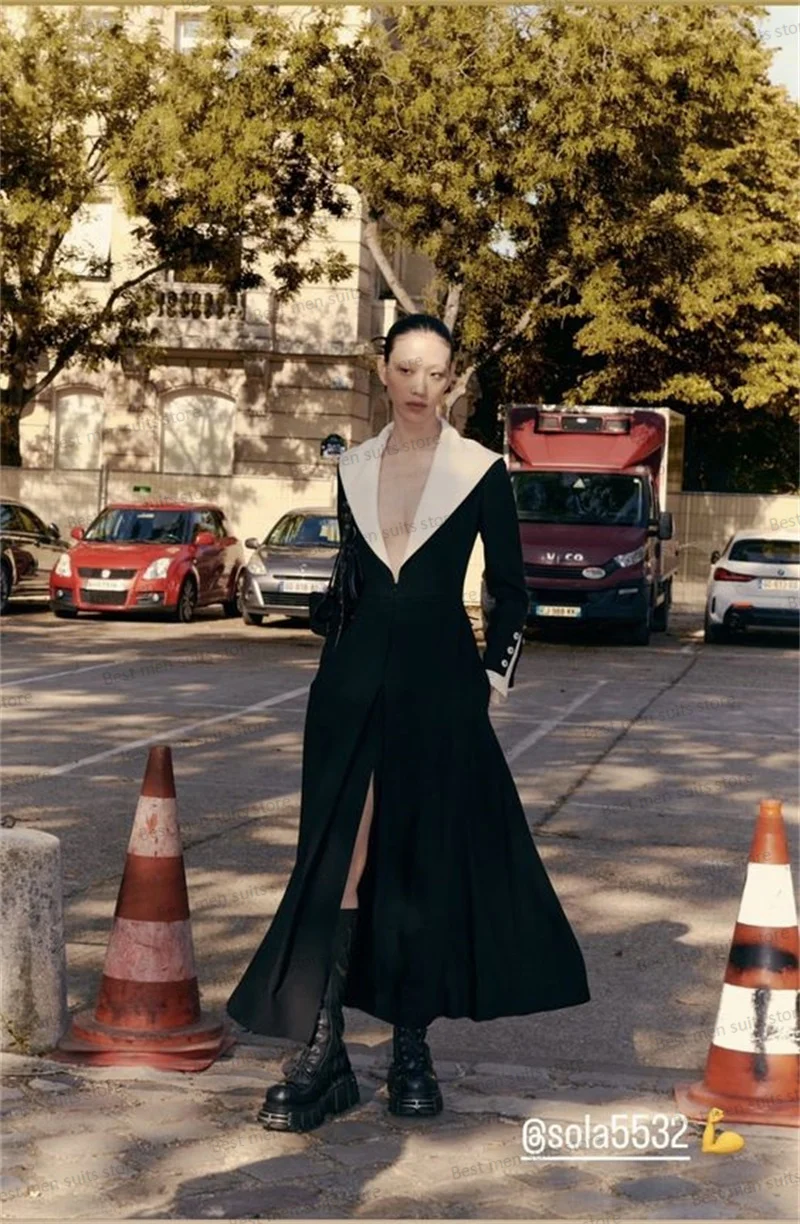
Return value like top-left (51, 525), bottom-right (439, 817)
top-left (704, 529), bottom-right (800, 643)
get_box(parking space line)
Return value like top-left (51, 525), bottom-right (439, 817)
top-left (505, 680), bottom-right (607, 764)
top-left (44, 686), bottom-right (310, 777)
top-left (0, 661), bottom-right (117, 687)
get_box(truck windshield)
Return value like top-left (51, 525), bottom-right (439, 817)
top-left (511, 472), bottom-right (647, 527)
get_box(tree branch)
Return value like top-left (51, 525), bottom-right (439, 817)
top-left (362, 208), bottom-right (417, 316)
top-left (442, 271), bottom-right (570, 421)
top-left (27, 260), bottom-right (169, 402)
top-left (443, 283), bottom-right (462, 333)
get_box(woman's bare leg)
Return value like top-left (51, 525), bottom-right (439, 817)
top-left (341, 772), bottom-right (374, 907)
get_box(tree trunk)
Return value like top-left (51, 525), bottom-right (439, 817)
top-left (0, 384), bottom-right (28, 468)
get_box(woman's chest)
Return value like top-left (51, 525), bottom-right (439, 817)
top-left (377, 452), bottom-right (435, 536)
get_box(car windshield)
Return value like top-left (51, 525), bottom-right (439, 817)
top-left (268, 515), bottom-right (340, 547)
top-left (728, 538), bottom-right (800, 565)
top-left (511, 472), bottom-right (647, 527)
top-left (84, 509), bottom-right (191, 544)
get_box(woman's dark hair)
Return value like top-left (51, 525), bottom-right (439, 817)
top-left (383, 313), bottom-right (454, 363)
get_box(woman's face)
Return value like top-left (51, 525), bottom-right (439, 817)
top-left (378, 330), bottom-right (453, 429)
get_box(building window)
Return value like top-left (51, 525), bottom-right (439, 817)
top-left (62, 201), bottom-right (113, 280)
top-left (164, 234), bottom-right (244, 286)
top-left (161, 391), bottom-right (235, 476)
top-left (55, 390), bottom-right (104, 469)
top-left (175, 13), bottom-right (206, 53)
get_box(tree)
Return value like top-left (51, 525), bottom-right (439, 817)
top-left (286, 3), bottom-right (797, 487)
top-left (494, 4), bottom-right (799, 490)
top-left (320, 2), bottom-right (571, 413)
top-left (0, 5), bottom-right (350, 466)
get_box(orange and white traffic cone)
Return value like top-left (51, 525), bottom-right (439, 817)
top-left (54, 746), bottom-right (234, 1071)
top-left (674, 798), bottom-right (799, 1126)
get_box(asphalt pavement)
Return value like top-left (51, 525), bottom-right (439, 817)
top-left (1, 599), bottom-right (798, 1220)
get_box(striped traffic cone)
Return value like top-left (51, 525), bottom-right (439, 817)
top-left (54, 746), bottom-right (234, 1071)
top-left (674, 798), bottom-right (799, 1126)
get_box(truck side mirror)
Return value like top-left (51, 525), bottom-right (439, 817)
top-left (658, 511), bottom-right (674, 541)
top-left (710, 548), bottom-right (721, 564)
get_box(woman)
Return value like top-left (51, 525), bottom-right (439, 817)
top-left (226, 313), bottom-right (590, 1132)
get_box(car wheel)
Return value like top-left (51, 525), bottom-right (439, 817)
top-left (222, 571), bottom-right (245, 618)
top-left (0, 561), bottom-right (11, 615)
top-left (242, 607), bottom-right (264, 626)
top-left (703, 606), bottom-right (728, 644)
top-left (627, 615), bottom-right (651, 646)
top-left (651, 580), bottom-right (671, 632)
top-left (173, 577), bottom-right (197, 624)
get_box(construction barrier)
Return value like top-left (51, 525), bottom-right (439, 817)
top-left (54, 746), bottom-right (234, 1071)
top-left (675, 798), bottom-right (799, 1126)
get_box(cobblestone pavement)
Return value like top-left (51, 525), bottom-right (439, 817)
top-left (2, 1042), bottom-right (797, 1221)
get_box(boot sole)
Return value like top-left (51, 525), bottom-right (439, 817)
top-left (388, 1088), bottom-right (443, 1117)
top-left (258, 1070), bottom-right (360, 1132)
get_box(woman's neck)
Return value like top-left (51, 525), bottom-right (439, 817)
top-left (388, 414), bottom-right (443, 455)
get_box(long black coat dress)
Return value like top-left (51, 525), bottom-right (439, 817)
top-left (227, 417), bottom-right (590, 1045)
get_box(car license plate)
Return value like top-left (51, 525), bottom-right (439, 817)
top-left (535, 604), bottom-right (582, 618)
top-left (84, 578), bottom-right (130, 591)
top-left (760, 578), bottom-right (799, 591)
top-left (280, 579), bottom-right (327, 594)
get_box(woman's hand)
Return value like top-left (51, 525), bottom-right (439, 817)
top-left (488, 684), bottom-right (507, 709)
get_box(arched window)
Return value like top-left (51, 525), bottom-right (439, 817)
top-left (161, 390), bottom-right (235, 475)
top-left (55, 390), bottom-right (104, 469)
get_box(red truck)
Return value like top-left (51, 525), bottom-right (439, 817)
top-left (497, 404), bottom-right (685, 645)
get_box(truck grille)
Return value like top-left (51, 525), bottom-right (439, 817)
top-left (525, 563), bottom-right (590, 580)
top-left (78, 567), bottom-right (137, 579)
top-left (79, 588), bottom-right (128, 606)
top-left (527, 587), bottom-right (590, 606)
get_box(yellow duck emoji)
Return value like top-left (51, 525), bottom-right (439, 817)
top-left (701, 1107), bottom-right (745, 1154)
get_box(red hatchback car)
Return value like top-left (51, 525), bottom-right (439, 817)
top-left (49, 502), bottom-right (245, 622)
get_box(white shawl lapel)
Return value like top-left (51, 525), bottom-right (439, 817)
top-left (338, 416), bottom-right (500, 580)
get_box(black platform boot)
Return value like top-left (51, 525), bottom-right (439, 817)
top-left (257, 908), bottom-right (360, 1132)
top-left (387, 1025), bottom-right (444, 1116)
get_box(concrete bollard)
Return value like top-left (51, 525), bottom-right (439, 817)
top-left (0, 828), bottom-right (67, 1054)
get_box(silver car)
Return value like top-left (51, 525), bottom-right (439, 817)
top-left (241, 507), bottom-right (339, 626)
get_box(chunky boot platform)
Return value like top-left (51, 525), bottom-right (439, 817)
top-left (387, 1025), bottom-right (443, 1116)
top-left (258, 908), bottom-right (359, 1132)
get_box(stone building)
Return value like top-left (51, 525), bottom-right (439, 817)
top-left (11, 5), bottom-right (465, 542)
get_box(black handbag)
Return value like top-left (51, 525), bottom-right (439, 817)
top-left (309, 490), bottom-right (362, 645)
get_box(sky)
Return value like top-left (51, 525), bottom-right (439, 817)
top-left (760, 4), bottom-right (799, 97)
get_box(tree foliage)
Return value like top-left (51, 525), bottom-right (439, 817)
top-left (0, 4), bottom-right (349, 465)
top-left (313, 3), bottom-right (798, 489)
top-left (2, 4), bottom-right (796, 490)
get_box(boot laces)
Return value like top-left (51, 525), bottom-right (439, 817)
top-left (395, 1026), bottom-right (431, 1070)
top-left (285, 1013), bottom-right (333, 1081)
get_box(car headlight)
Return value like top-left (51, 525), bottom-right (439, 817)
top-left (247, 555), bottom-right (267, 576)
top-left (613, 545), bottom-right (646, 569)
top-left (142, 556), bottom-right (172, 581)
top-left (54, 552), bottom-right (72, 577)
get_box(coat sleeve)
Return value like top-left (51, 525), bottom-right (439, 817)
top-left (478, 457), bottom-right (528, 700)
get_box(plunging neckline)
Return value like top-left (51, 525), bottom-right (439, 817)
top-left (377, 418), bottom-right (444, 585)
